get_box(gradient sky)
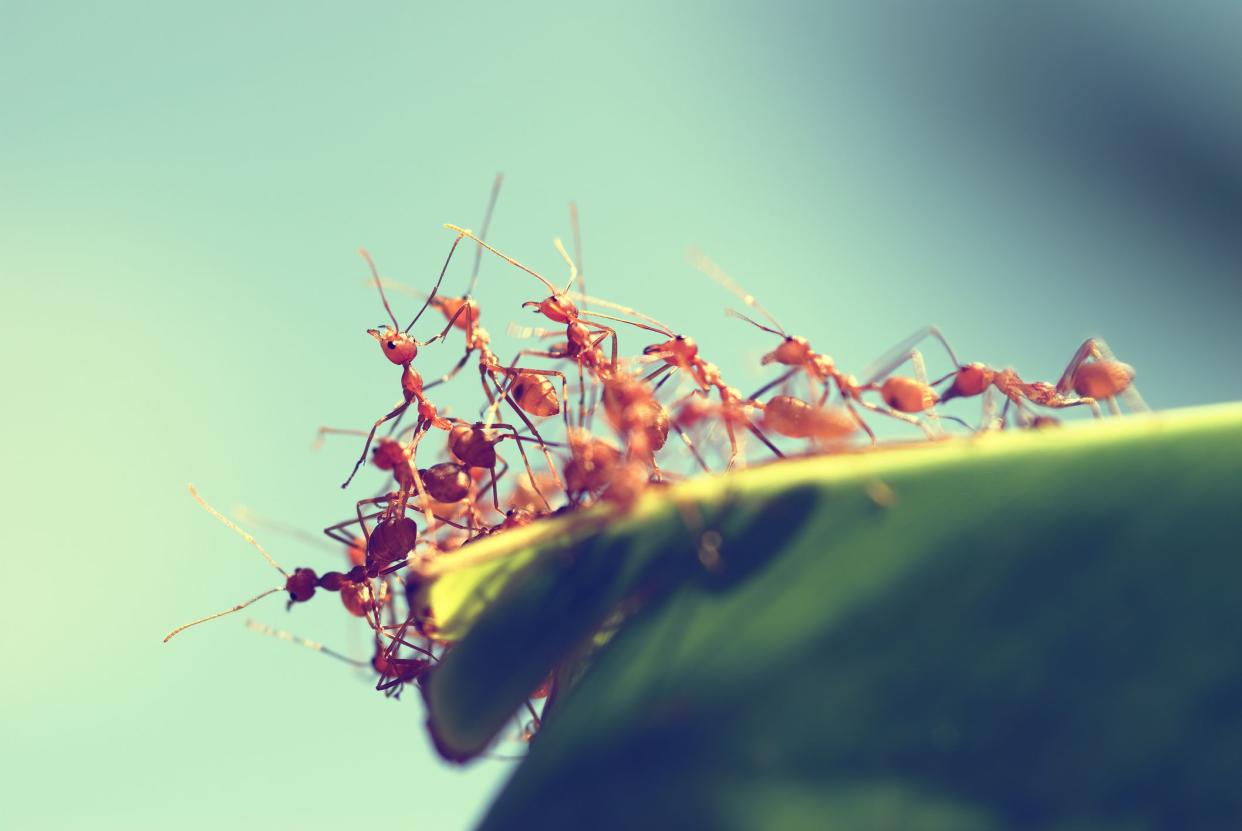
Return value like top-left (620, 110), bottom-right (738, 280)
top-left (3, 2), bottom-right (1241, 828)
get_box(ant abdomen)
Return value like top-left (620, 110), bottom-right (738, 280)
top-left (422, 462), bottom-right (471, 503)
top-left (1073, 360), bottom-right (1135, 400)
top-left (449, 423), bottom-right (498, 469)
top-left (879, 376), bottom-right (938, 414)
top-left (511, 373), bottom-right (560, 417)
top-left (366, 517), bottom-right (419, 570)
top-left (763, 395), bottom-right (855, 440)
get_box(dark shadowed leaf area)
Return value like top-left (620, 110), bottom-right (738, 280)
top-left (422, 404), bottom-right (1242, 831)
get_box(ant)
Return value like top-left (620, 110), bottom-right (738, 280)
top-left (689, 248), bottom-right (947, 443)
top-left (340, 230), bottom-right (473, 490)
top-left (890, 329), bottom-right (1143, 421)
top-left (163, 486), bottom-right (396, 643)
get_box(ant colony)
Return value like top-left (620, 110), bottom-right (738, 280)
top-left (165, 175), bottom-right (1145, 752)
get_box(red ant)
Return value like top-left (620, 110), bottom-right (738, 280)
top-left (163, 486), bottom-right (394, 642)
top-left (889, 329), bottom-right (1143, 421)
top-left (341, 231), bottom-right (473, 489)
top-left (689, 249), bottom-right (948, 443)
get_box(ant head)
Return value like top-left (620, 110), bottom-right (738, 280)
top-left (285, 568), bottom-right (319, 604)
top-left (368, 327), bottom-right (418, 365)
top-left (526, 294), bottom-right (578, 324)
top-left (502, 508), bottom-right (533, 529)
top-left (767, 336), bottom-right (811, 367)
top-left (645, 336), bottom-right (697, 362)
top-left (370, 438), bottom-right (406, 471)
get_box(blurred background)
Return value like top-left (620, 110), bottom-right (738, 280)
top-left (2, 1), bottom-right (1240, 828)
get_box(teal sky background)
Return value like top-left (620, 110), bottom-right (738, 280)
top-left (3, 2), bottom-right (1241, 828)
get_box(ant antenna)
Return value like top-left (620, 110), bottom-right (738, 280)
top-left (162, 486), bottom-right (291, 643)
top-left (569, 202), bottom-right (585, 304)
top-left (188, 485), bottom-right (288, 578)
top-left (687, 247), bottom-right (786, 335)
top-left (726, 308), bottom-right (784, 338)
top-left (444, 224), bottom-right (559, 295)
top-left (554, 238), bottom-right (578, 295)
top-left (861, 325), bottom-right (961, 385)
top-left (360, 248), bottom-right (400, 331)
top-left (405, 232), bottom-right (466, 333)
top-left (564, 292), bottom-right (676, 336)
top-left (466, 173), bottom-right (504, 297)
top-left (245, 620), bottom-right (369, 668)
top-left (163, 588), bottom-right (285, 643)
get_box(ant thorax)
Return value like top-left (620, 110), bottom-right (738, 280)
top-left (808, 353), bottom-right (835, 380)
top-left (368, 326), bottom-right (418, 365)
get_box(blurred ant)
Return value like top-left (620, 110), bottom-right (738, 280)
top-left (689, 249), bottom-right (948, 442)
top-left (245, 620), bottom-right (436, 699)
top-left (893, 329), bottom-right (1143, 421)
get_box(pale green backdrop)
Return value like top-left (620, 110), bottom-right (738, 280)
top-left (3, 2), bottom-right (1241, 828)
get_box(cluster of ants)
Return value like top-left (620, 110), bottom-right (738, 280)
top-left (164, 176), bottom-right (1145, 745)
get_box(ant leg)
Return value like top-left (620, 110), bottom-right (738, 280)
top-left (675, 425), bottom-right (711, 472)
top-left (1056, 337), bottom-right (1147, 413)
top-left (722, 419), bottom-right (742, 469)
top-left (491, 425), bottom-right (556, 511)
top-left (424, 346), bottom-right (477, 392)
top-left (746, 421), bottom-right (784, 460)
top-left (313, 426), bottom-right (367, 450)
top-left (342, 400), bottom-right (412, 489)
top-left (909, 349), bottom-right (944, 436)
top-left (415, 302), bottom-right (469, 347)
top-left (582, 321), bottom-right (619, 370)
top-left (404, 233), bottom-right (466, 332)
top-left (500, 391), bottom-right (565, 490)
top-left (355, 495), bottom-right (393, 545)
top-left (861, 325), bottom-right (961, 386)
top-left (844, 401), bottom-right (878, 445)
top-left (749, 368), bottom-right (799, 402)
top-left (856, 398), bottom-right (936, 438)
top-left (403, 427), bottom-right (441, 536)
top-left (1055, 339), bottom-right (1098, 395)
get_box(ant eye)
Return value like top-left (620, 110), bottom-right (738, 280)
top-left (387, 342), bottom-right (396, 349)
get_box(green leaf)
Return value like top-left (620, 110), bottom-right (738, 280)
top-left (429, 404), bottom-right (1242, 829)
